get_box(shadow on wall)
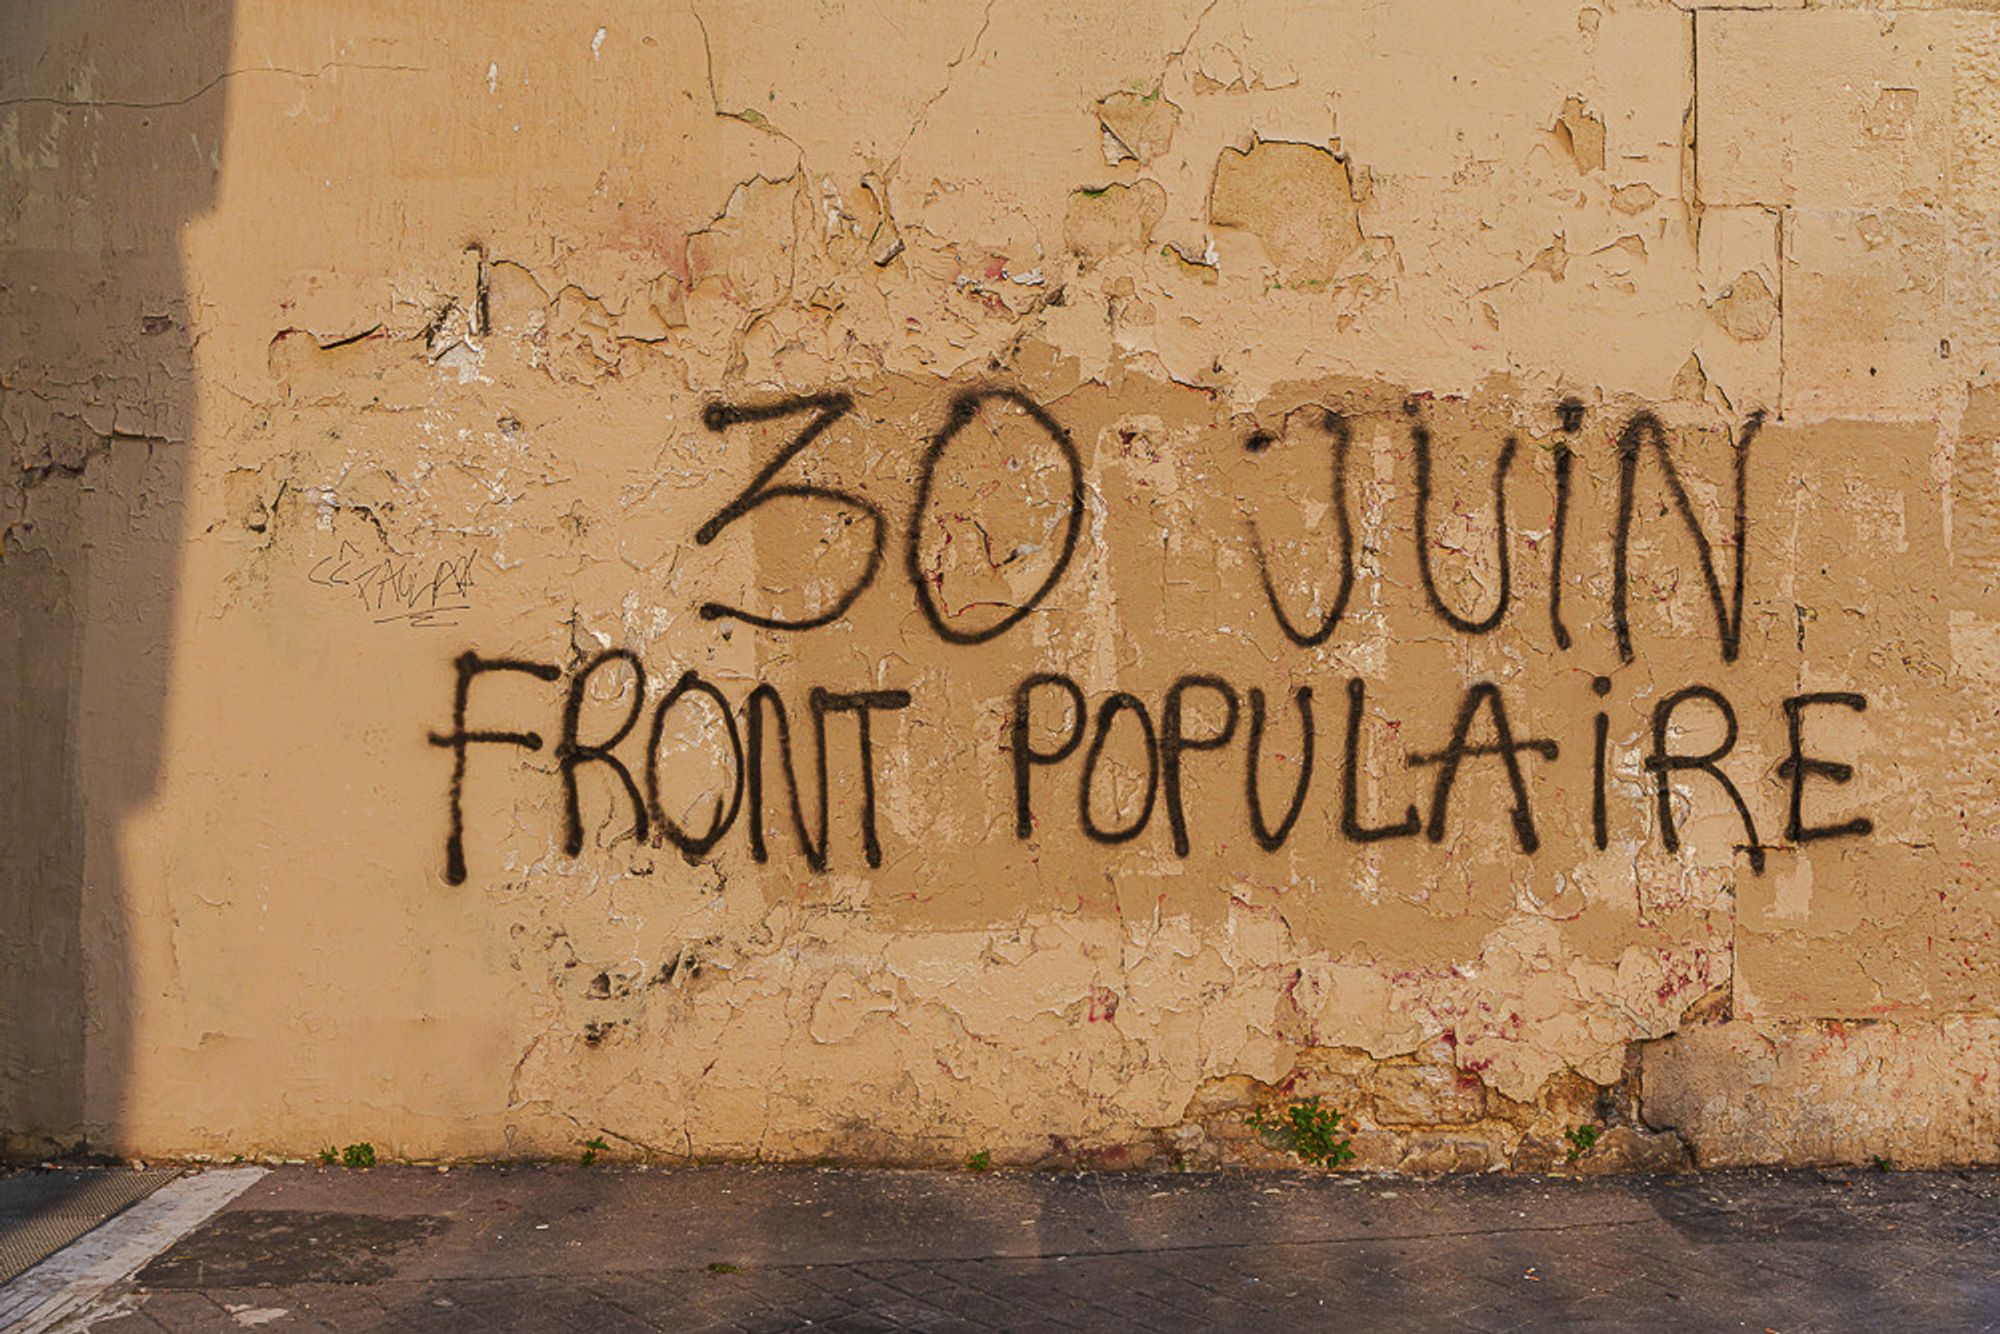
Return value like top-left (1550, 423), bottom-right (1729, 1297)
top-left (0, 1), bottom-right (233, 1157)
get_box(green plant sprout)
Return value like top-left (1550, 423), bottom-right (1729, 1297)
top-left (1246, 1097), bottom-right (1356, 1169)
top-left (1564, 1125), bottom-right (1600, 1165)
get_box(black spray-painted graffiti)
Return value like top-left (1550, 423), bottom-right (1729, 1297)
top-left (431, 650), bottom-right (911, 885)
top-left (692, 388), bottom-right (1083, 642)
top-left (433, 389), bottom-right (1873, 885)
top-left (1007, 673), bottom-right (1868, 874)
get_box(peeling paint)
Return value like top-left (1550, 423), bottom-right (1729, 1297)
top-left (3, 0), bottom-right (2000, 1173)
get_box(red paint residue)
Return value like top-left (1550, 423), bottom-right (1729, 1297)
top-left (1086, 987), bottom-right (1120, 1023)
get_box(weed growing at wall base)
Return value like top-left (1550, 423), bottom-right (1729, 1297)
top-left (1247, 1097), bottom-right (1356, 1169)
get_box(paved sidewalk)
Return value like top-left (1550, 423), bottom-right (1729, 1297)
top-left (31, 1164), bottom-right (2000, 1331)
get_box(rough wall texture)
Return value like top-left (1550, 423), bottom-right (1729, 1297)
top-left (3, 0), bottom-right (1999, 1171)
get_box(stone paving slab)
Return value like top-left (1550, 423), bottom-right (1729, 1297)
top-left (44, 1165), bottom-right (2000, 1331)
top-left (0, 1169), bottom-right (182, 1286)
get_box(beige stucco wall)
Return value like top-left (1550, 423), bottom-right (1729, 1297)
top-left (4, 0), bottom-right (1998, 1170)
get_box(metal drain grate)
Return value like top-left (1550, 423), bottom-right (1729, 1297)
top-left (0, 1168), bottom-right (182, 1286)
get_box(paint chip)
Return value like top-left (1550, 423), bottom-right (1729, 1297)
top-left (1553, 96), bottom-right (1605, 174)
top-left (1208, 138), bottom-right (1362, 284)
